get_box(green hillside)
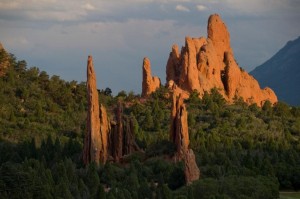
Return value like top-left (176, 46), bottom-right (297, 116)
top-left (0, 49), bottom-right (300, 198)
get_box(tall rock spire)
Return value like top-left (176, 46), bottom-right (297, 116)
top-left (83, 55), bottom-right (102, 165)
top-left (170, 93), bottom-right (200, 184)
top-left (83, 56), bottom-right (140, 165)
top-left (83, 55), bottom-right (111, 165)
top-left (142, 57), bottom-right (161, 97)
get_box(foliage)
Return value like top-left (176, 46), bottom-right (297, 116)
top-left (0, 51), bottom-right (299, 198)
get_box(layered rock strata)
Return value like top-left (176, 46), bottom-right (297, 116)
top-left (170, 93), bottom-right (200, 184)
top-left (166, 14), bottom-right (277, 106)
top-left (142, 57), bottom-right (161, 97)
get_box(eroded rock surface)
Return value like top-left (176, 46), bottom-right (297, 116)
top-left (84, 60), bottom-right (140, 165)
top-left (83, 55), bottom-right (102, 165)
top-left (166, 14), bottom-right (277, 106)
top-left (170, 94), bottom-right (200, 184)
top-left (142, 57), bottom-right (161, 97)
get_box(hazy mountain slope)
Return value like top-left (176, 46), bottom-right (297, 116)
top-left (251, 37), bottom-right (300, 106)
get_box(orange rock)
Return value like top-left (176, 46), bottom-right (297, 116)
top-left (184, 149), bottom-right (201, 185)
top-left (165, 14), bottom-right (277, 106)
top-left (84, 56), bottom-right (140, 165)
top-left (142, 57), bottom-right (161, 97)
top-left (99, 104), bottom-right (111, 163)
top-left (83, 55), bottom-right (102, 165)
top-left (170, 94), bottom-right (200, 184)
top-left (170, 94), bottom-right (189, 156)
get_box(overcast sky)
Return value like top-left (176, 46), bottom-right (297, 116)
top-left (0, 0), bottom-right (299, 94)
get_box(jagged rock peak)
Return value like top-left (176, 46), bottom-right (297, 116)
top-left (83, 55), bottom-right (111, 165)
top-left (83, 58), bottom-right (141, 165)
top-left (207, 14), bottom-right (231, 56)
top-left (165, 14), bottom-right (277, 106)
top-left (142, 57), bottom-right (161, 97)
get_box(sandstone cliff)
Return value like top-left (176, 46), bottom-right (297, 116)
top-left (142, 57), bottom-right (161, 97)
top-left (166, 14), bottom-right (277, 106)
top-left (170, 93), bottom-right (200, 184)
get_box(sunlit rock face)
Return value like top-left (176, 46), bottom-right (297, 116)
top-left (83, 55), bottom-right (103, 165)
top-left (142, 57), bottom-right (161, 97)
top-left (83, 57), bottom-right (140, 165)
top-left (166, 14), bottom-right (277, 106)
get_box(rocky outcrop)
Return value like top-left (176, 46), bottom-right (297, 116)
top-left (123, 117), bottom-right (140, 155)
top-left (142, 57), bottom-right (161, 97)
top-left (83, 55), bottom-right (103, 165)
top-left (111, 102), bottom-right (141, 162)
top-left (165, 14), bottom-right (277, 106)
top-left (83, 57), bottom-right (140, 165)
top-left (99, 104), bottom-right (111, 163)
top-left (170, 93), bottom-right (200, 184)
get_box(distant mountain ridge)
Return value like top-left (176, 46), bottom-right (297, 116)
top-left (251, 36), bottom-right (300, 106)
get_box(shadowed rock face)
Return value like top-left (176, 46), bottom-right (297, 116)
top-left (170, 94), bottom-right (200, 184)
top-left (166, 14), bottom-right (277, 106)
top-left (142, 57), bottom-right (161, 97)
top-left (83, 57), bottom-right (140, 165)
top-left (111, 101), bottom-right (124, 162)
top-left (111, 102), bottom-right (141, 162)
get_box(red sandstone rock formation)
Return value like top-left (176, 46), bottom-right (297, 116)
top-left (99, 104), bottom-right (111, 163)
top-left (111, 102), bottom-right (141, 162)
top-left (83, 56), bottom-right (140, 165)
top-left (142, 57), bottom-right (161, 97)
top-left (170, 93), bottom-right (200, 184)
top-left (166, 14), bottom-right (277, 106)
top-left (83, 55), bottom-right (102, 165)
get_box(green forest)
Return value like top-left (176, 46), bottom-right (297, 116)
top-left (0, 48), bottom-right (300, 199)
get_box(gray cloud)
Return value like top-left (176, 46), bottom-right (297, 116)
top-left (0, 0), bottom-right (299, 94)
